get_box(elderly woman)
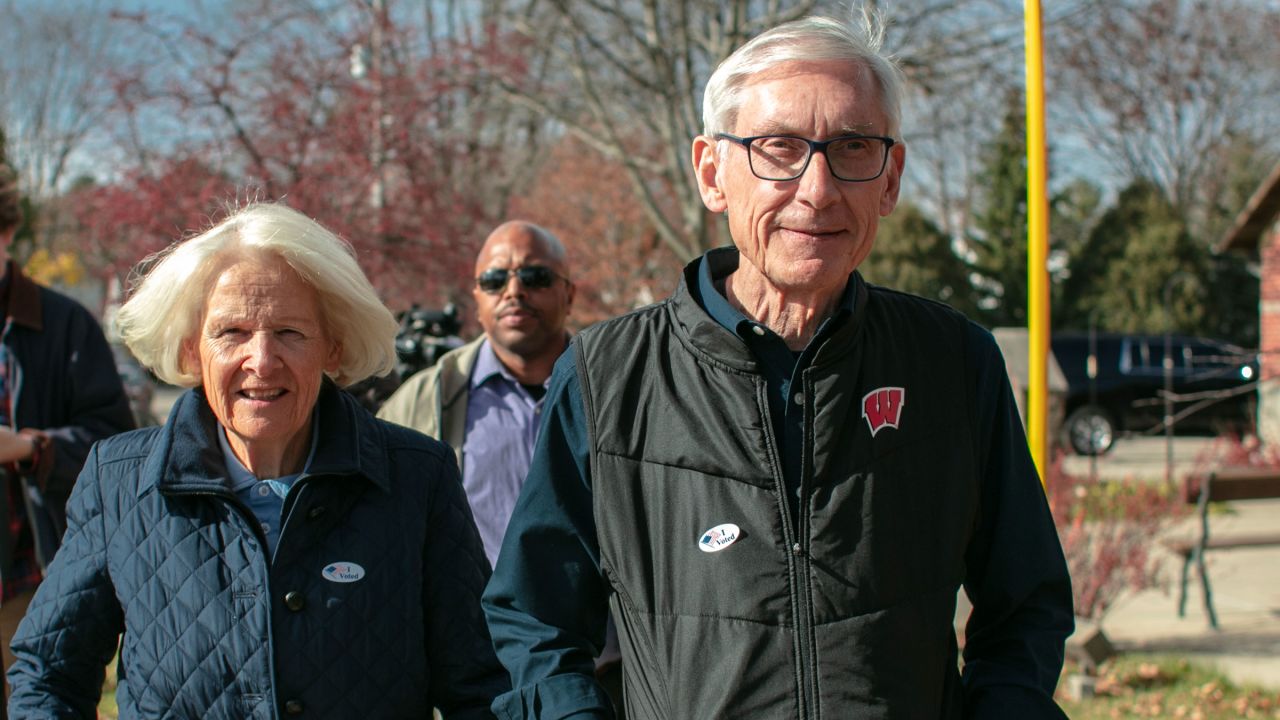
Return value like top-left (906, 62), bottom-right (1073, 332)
top-left (7, 203), bottom-right (508, 718)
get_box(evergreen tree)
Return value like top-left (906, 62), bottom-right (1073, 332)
top-left (1049, 179), bottom-right (1103, 270)
top-left (1203, 253), bottom-right (1258, 349)
top-left (1059, 180), bottom-right (1206, 335)
top-left (1049, 178), bottom-right (1104, 331)
top-left (1195, 132), bottom-right (1266, 348)
top-left (967, 92), bottom-right (1029, 327)
top-left (860, 203), bottom-right (980, 318)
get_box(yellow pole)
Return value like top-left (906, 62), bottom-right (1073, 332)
top-left (1025, 0), bottom-right (1051, 480)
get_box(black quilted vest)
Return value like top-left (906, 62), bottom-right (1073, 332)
top-left (575, 261), bottom-right (979, 719)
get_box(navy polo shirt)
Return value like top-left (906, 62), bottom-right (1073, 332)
top-left (691, 247), bottom-right (854, 506)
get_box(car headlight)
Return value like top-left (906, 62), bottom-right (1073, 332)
top-left (1242, 365), bottom-right (1255, 380)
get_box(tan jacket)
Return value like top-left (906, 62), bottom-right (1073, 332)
top-left (376, 335), bottom-right (485, 472)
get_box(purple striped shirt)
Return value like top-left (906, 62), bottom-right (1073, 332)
top-left (462, 340), bottom-right (548, 566)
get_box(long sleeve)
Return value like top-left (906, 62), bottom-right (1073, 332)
top-left (7, 445), bottom-right (125, 718)
top-left (422, 449), bottom-right (512, 719)
top-left (482, 351), bottom-right (614, 720)
top-left (16, 298), bottom-right (135, 498)
top-left (960, 323), bottom-right (1073, 719)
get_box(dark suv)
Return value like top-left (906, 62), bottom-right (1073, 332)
top-left (1052, 332), bottom-right (1258, 455)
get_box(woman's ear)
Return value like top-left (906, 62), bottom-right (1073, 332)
top-left (325, 340), bottom-right (342, 375)
top-left (179, 336), bottom-right (199, 379)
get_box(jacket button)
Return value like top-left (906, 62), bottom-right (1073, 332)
top-left (306, 505), bottom-right (326, 520)
top-left (284, 699), bottom-right (304, 714)
top-left (284, 591), bottom-right (305, 612)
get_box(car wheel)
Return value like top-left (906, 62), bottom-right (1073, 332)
top-left (1065, 405), bottom-right (1116, 456)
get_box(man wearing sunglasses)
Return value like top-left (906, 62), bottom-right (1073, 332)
top-left (483, 8), bottom-right (1071, 720)
top-left (384, 223), bottom-right (628, 714)
top-left (383, 220), bottom-right (625, 703)
top-left (380, 220), bottom-right (575, 568)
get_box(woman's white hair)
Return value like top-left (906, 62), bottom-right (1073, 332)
top-left (702, 10), bottom-right (906, 138)
top-left (116, 202), bottom-right (398, 388)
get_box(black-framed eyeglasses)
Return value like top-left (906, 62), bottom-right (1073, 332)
top-left (475, 265), bottom-right (566, 293)
top-left (715, 133), bottom-right (896, 182)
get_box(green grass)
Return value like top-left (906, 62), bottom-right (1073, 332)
top-left (1059, 654), bottom-right (1280, 719)
top-left (98, 654), bottom-right (118, 719)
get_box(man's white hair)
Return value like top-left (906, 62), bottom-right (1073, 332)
top-left (702, 9), bottom-right (905, 138)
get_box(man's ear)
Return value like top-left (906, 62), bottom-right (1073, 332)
top-left (879, 141), bottom-right (907, 217)
top-left (692, 135), bottom-right (728, 213)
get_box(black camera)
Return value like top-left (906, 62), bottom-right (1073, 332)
top-left (394, 303), bottom-right (463, 380)
top-left (346, 303), bottom-right (463, 413)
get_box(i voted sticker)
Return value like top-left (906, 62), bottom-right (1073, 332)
top-left (697, 523), bottom-right (741, 553)
top-left (322, 562), bottom-right (366, 583)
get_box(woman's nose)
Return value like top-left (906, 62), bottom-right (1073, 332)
top-left (243, 332), bottom-right (282, 375)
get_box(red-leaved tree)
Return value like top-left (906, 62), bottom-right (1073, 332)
top-left (509, 137), bottom-right (683, 327)
top-left (61, 0), bottom-right (547, 314)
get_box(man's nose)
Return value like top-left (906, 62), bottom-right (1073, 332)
top-left (500, 272), bottom-right (527, 297)
top-left (794, 150), bottom-right (841, 208)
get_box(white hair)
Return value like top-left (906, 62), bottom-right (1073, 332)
top-left (116, 202), bottom-right (398, 387)
top-left (702, 10), bottom-right (906, 138)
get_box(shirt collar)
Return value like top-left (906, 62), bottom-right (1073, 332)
top-left (695, 246), bottom-right (857, 340)
top-left (216, 411), bottom-right (319, 491)
top-left (148, 381), bottom-right (391, 497)
top-left (470, 337), bottom-right (556, 392)
top-left (471, 337), bottom-right (516, 390)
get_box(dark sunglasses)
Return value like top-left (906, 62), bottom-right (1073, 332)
top-left (475, 265), bottom-right (565, 293)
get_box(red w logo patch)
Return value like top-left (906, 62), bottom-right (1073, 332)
top-left (862, 387), bottom-right (905, 437)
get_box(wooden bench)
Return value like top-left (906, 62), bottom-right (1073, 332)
top-left (1166, 467), bottom-right (1280, 629)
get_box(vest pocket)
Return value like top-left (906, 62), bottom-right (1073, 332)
top-left (596, 455), bottom-right (793, 624)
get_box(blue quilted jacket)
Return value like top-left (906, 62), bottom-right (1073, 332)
top-left (7, 382), bottom-right (508, 718)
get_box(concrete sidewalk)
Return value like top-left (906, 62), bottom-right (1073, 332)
top-left (1060, 435), bottom-right (1226, 482)
top-left (1056, 436), bottom-right (1280, 690)
top-left (1089, 496), bottom-right (1280, 690)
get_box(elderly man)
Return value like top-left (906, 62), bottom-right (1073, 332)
top-left (379, 221), bottom-right (575, 565)
top-left (482, 11), bottom-right (1073, 720)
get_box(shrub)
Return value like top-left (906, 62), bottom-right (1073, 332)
top-left (1044, 453), bottom-right (1189, 619)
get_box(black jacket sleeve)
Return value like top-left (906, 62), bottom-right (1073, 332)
top-left (16, 293), bottom-right (135, 499)
top-left (960, 323), bottom-right (1073, 719)
top-left (482, 351), bottom-right (614, 720)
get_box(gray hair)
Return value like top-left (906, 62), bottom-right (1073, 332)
top-left (116, 202), bottom-right (398, 388)
top-left (702, 11), bottom-right (905, 138)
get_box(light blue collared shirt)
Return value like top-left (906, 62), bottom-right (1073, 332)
top-left (462, 339), bottom-right (550, 566)
top-left (218, 414), bottom-right (318, 560)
